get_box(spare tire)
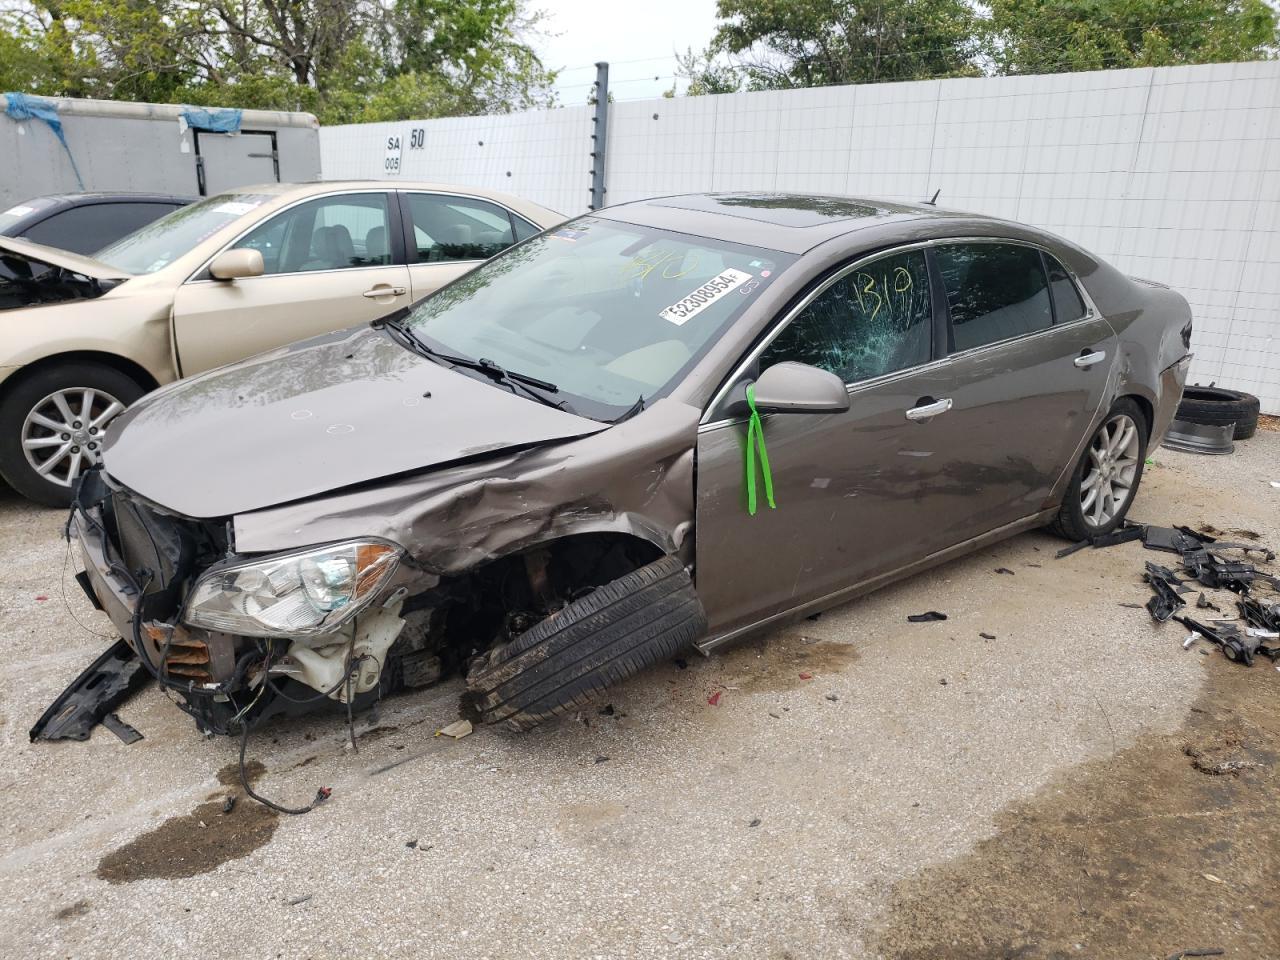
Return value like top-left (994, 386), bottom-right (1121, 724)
top-left (465, 554), bottom-right (706, 731)
top-left (1176, 386), bottom-right (1259, 441)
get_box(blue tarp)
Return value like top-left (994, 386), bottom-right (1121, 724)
top-left (3, 92), bottom-right (84, 189)
top-left (180, 106), bottom-right (243, 133)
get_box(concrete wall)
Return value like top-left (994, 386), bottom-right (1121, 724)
top-left (319, 61), bottom-right (1280, 413)
top-left (320, 105), bottom-right (594, 216)
top-left (0, 97), bottom-right (321, 206)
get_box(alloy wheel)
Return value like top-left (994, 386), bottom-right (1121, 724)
top-left (21, 387), bottom-right (125, 488)
top-left (1080, 412), bottom-right (1140, 528)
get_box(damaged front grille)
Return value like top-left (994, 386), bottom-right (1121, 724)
top-left (141, 622), bottom-right (214, 682)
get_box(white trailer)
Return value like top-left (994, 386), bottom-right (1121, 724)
top-left (0, 95), bottom-right (321, 208)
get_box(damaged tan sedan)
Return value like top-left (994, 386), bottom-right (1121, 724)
top-left (66, 193), bottom-right (1193, 739)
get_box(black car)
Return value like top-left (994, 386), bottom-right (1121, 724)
top-left (0, 192), bottom-right (192, 256)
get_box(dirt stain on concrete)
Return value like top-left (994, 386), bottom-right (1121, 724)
top-left (874, 660), bottom-right (1280, 959)
top-left (96, 759), bottom-right (277, 884)
top-left (719, 632), bottom-right (860, 693)
top-left (53, 899), bottom-right (90, 920)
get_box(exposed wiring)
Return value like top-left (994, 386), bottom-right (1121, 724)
top-left (60, 542), bottom-right (115, 640)
top-left (238, 723), bottom-right (328, 816)
top-left (237, 654), bottom-right (366, 815)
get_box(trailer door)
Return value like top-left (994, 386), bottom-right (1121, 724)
top-left (196, 130), bottom-right (279, 196)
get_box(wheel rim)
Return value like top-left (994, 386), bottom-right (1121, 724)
top-left (1080, 412), bottom-right (1140, 528)
top-left (21, 387), bottom-right (125, 489)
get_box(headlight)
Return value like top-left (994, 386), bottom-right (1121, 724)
top-left (183, 540), bottom-right (401, 638)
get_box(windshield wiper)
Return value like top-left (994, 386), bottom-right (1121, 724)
top-left (614, 394), bottom-right (646, 424)
top-left (375, 314), bottom-right (568, 411)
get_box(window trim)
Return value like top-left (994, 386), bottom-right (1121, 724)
top-left (184, 188), bottom-right (404, 284)
top-left (699, 236), bottom-right (1101, 428)
top-left (396, 189), bottom-right (537, 268)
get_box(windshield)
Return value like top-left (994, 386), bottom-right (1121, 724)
top-left (93, 192), bottom-right (273, 274)
top-left (405, 217), bottom-right (794, 420)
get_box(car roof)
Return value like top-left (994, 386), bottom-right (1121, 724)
top-left (24, 192), bottom-right (194, 207)
top-left (595, 192), bottom-right (990, 255)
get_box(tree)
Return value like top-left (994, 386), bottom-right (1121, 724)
top-left (985, 0), bottom-right (1280, 74)
top-left (694, 0), bottom-right (983, 92)
top-left (0, 0), bottom-right (556, 123)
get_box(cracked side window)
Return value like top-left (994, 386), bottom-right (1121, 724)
top-left (759, 249), bottom-right (933, 384)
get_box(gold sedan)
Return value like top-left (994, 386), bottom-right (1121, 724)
top-left (0, 181), bottom-right (563, 505)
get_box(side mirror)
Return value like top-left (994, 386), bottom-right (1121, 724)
top-left (729, 362), bottom-right (850, 417)
top-left (209, 248), bottom-right (264, 280)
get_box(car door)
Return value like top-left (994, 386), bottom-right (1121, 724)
top-left (399, 191), bottom-right (530, 300)
top-left (171, 190), bottom-right (410, 374)
top-left (695, 245), bottom-right (964, 638)
top-left (923, 241), bottom-right (1117, 534)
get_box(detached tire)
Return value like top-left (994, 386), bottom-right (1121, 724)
top-left (465, 555), bottom-right (706, 731)
top-left (1176, 386), bottom-right (1259, 440)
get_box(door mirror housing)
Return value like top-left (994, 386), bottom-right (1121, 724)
top-left (729, 362), bottom-right (851, 417)
top-left (209, 248), bottom-right (264, 280)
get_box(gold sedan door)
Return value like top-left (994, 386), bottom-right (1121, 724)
top-left (172, 191), bottom-right (411, 374)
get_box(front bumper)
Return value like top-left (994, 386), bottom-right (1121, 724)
top-left (70, 499), bottom-right (235, 684)
top-left (72, 506), bottom-right (138, 641)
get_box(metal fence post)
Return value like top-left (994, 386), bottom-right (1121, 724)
top-left (589, 61), bottom-right (609, 210)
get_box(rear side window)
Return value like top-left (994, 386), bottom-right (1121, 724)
top-left (936, 243), bottom-right (1052, 351)
top-left (1044, 253), bottom-right (1087, 323)
top-left (760, 248), bottom-right (933, 384)
top-left (512, 216), bottom-right (541, 242)
top-left (25, 202), bottom-right (180, 256)
top-left (406, 193), bottom-right (516, 263)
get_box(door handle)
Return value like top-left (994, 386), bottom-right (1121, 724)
top-left (905, 397), bottom-right (953, 422)
top-left (363, 285), bottom-right (407, 299)
top-left (1074, 350), bottom-right (1106, 368)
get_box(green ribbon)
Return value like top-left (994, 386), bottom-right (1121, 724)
top-left (745, 383), bottom-right (776, 516)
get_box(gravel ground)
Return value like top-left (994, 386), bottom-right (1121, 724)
top-left (1, 431), bottom-right (1277, 959)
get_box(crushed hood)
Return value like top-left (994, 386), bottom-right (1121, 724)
top-left (103, 326), bottom-right (609, 519)
top-left (0, 235), bottom-right (133, 281)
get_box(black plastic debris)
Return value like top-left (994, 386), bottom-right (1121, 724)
top-left (1145, 563), bottom-right (1187, 623)
top-left (1091, 523), bottom-right (1146, 549)
top-left (1056, 521), bottom-right (1145, 558)
top-left (1238, 597), bottom-right (1280, 632)
top-left (30, 639), bottom-right (148, 743)
top-left (1182, 549), bottom-right (1256, 592)
top-left (1143, 525), bottom-right (1208, 554)
top-left (1196, 592), bottom-right (1220, 612)
top-left (1055, 540), bottom-right (1089, 559)
top-left (1175, 615), bottom-right (1262, 667)
top-left (994, 567), bottom-right (1015, 575)
top-left (101, 713), bottom-right (143, 745)
top-left (907, 611), bottom-right (947, 622)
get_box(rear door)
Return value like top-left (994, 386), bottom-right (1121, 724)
top-left (925, 241), bottom-right (1117, 535)
top-left (399, 191), bottom-right (531, 299)
top-left (196, 131), bottom-right (278, 196)
top-left (171, 190), bottom-right (411, 374)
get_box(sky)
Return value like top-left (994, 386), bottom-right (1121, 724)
top-left (534, 0), bottom-right (722, 104)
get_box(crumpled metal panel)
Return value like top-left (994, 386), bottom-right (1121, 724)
top-left (234, 398), bottom-right (700, 573)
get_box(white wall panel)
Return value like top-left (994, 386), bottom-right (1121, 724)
top-left (320, 61), bottom-right (1280, 412)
